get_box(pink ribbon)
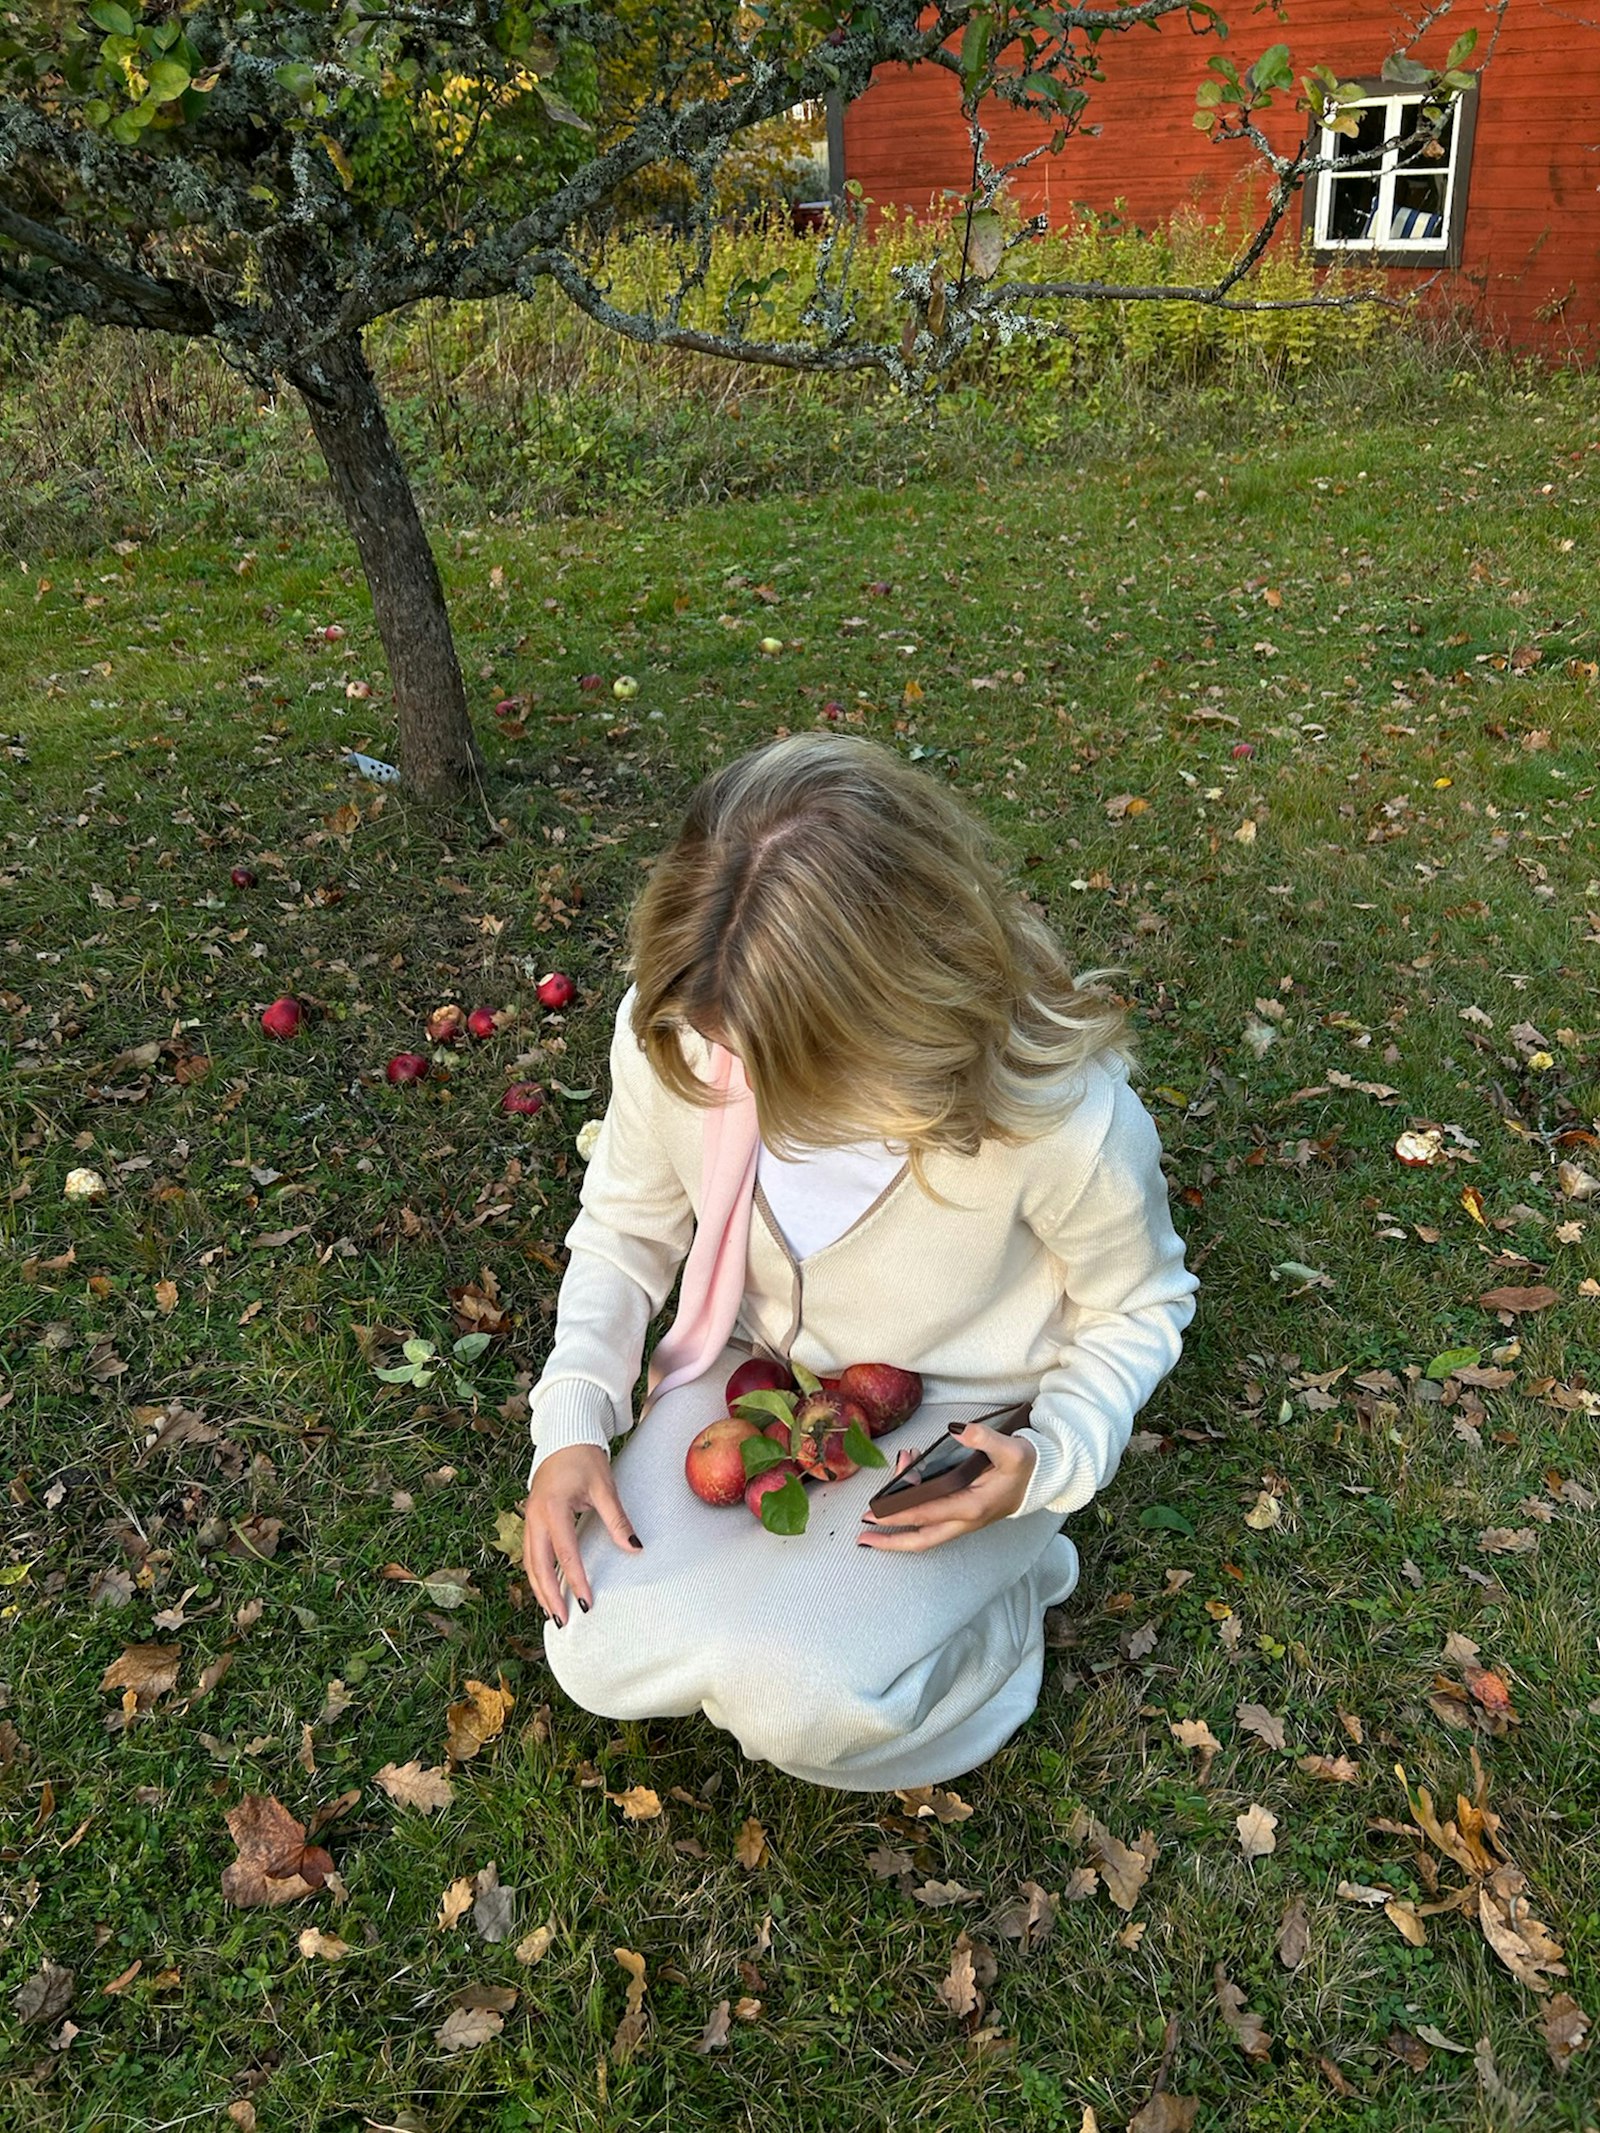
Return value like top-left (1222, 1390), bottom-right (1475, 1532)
top-left (643, 1042), bottom-right (761, 1409)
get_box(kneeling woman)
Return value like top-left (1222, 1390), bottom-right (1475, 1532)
top-left (520, 734), bottom-right (1198, 1790)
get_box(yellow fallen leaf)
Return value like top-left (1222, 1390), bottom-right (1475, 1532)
top-left (607, 1785), bottom-right (662, 1821)
top-left (1236, 1803), bottom-right (1279, 1861)
top-left (296, 1928), bottom-right (350, 1962)
top-left (154, 1278), bottom-right (179, 1315)
top-left (437, 1875), bottom-right (474, 1930)
top-left (734, 1817), bottom-right (770, 1869)
top-left (446, 1676), bottom-right (514, 1762)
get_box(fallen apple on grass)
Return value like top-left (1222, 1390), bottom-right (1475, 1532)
top-left (536, 972), bottom-right (576, 1011)
top-left (230, 866), bottom-right (258, 889)
top-left (501, 1082), bottom-right (545, 1117)
top-left (466, 1007), bottom-right (499, 1041)
top-left (426, 1004), bottom-right (467, 1046)
top-left (260, 996), bottom-right (303, 1039)
top-left (386, 1052), bottom-right (429, 1085)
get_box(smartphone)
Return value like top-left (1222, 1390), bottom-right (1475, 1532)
top-left (866, 1401), bottom-right (1033, 1517)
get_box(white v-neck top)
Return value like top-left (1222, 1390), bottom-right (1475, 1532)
top-left (755, 1138), bottom-right (904, 1262)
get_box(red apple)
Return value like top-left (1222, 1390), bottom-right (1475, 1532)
top-left (494, 697), bottom-right (521, 719)
top-left (466, 1007), bottom-right (499, 1041)
top-left (322, 624), bottom-right (345, 643)
top-left (260, 996), bottom-right (302, 1039)
top-left (745, 1462), bottom-right (801, 1518)
top-left (837, 1362), bottom-right (923, 1436)
top-left (536, 971), bottom-right (576, 1011)
top-left (820, 1374), bottom-right (842, 1394)
top-left (726, 1356), bottom-right (796, 1404)
top-left (501, 1082), bottom-right (544, 1117)
top-left (230, 865), bottom-right (258, 889)
top-left (579, 673), bottom-right (605, 693)
top-left (685, 1416), bottom-right (763, 1506)
top-left (791, 1392), bottom-right (871, 1479)
top-left (386, 1052), bottom-right (429, 1085)
top-left (426, 1003), bottom-right (466, 1046)
top-left (1230, 740), bottom-right (1255, 759)
top-left (821, 702), bottom-right (844, 723)
top-left (762, 1419), bottom-right (792, 1454)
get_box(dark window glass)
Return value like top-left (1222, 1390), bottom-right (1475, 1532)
top-left (1333, 104), bottom-right (1389, 167)
top-left (1328, 175), bottom-right (1378, 240)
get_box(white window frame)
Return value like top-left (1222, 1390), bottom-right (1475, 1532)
top-left (1311, 90), bottom-right (1460, 257)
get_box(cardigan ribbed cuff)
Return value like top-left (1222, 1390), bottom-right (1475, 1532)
top-left (1008, 1423), bottom-right (1094, 1520)
top-left (527, 1377), bottom-right (616, 1486)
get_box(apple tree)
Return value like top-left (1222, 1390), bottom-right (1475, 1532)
top-left (0, 3), bottom-right (1480, 800)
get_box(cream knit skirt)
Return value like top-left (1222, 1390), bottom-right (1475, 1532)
top-left (543, 1345), bottom-right (1080, 1790)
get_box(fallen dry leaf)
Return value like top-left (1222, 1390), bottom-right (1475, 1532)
top-left (1540, 1992), bottom-right (1590, 2069)
top-left (1085, 1819), bottom-right (1158, 1911)
top-left (936, 1931), bottom-right (981, 2020)
top-left (436, 2004), bottom-right (504, 2052)
top-left (1478, 1284), bottom-right (1560, 1315)
top-left (1215, 1964), bottom-right (1272, 2060)
top-left (867, 1844), bottom-right (914, 1879)
top-left (1476, 1527), bottom-right (1539, 1556)
top-left (1236, 1803), bottom-right (1279, 1862)
top-left (612, 1947), bottom-right (649, 2060)
top-left (100, 1642), bottom-right (180, 1709)
top-left (1169, 1716), bottom-right (1222, 1762)
top-left (221, 1795), bottom-right (333, 1907)
top-left (296, 1928), bottom-right (350, 1962)
top-left (607, 1785), bottom-right (662, 1822)
top-left (1385, 1898), bottom-right (1427, 1947)
top-left (14, 1961), bottom-right (74, 2024)
top-left (995, 1879), bottom-right (1060, 1949)
top-left (912, 1878), bottom-right (984, 1909)
top-left (895, 1784), bottom-right (974, 1823)
top-left (374, 1760), bottom-right (456, 1813)
top-left (1128, 2094), bottom-right (1199, 2132)
top-left (472, 1861), bottom-right (516, 1943)
top-left (1277, 1893), bottom-right (1311, 1970)
top-left (1298, 1754), bottom-right (1361, 1785)
top-left (1236, 1702), bottom-right (1288, 1752)
top-left (445, 1676), bottom-right (514, 1761)
top-left (694, 2000), bottom-right (732, 2054)
top-left (437, 1876), bottom-right (474, 1931)
top-left (734, 1817), bottom-right (769, 1870)
top-left (1117, 1919), bottom-right (1147, 1951)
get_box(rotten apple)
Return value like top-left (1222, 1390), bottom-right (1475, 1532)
top-left (426, 1003), bottom-right (467, 1046)
top-left (791, 1391), bottom-right (873, 1480)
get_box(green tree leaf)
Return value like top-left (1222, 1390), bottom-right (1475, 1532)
top-left (741, 1433), bottom-right (793, 1478)
top-left (733, 1388), bottom-right (798, 1426)
top-left (842, 1420), bottom-right (887, 1470)
top-left (452, 1331), bottom-right (491, 1364)
top-left (1138, 1503), bottom-right (1196, 1536)
top-left (1426, 1346), bottom-right (1481, 1380)
top-left (88, 0), bottom-right (135, 34)
top-left (759, 1473), bottom-right (810, 1535)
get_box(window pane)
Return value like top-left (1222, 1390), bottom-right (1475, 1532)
top-left (1389, 171), bottom-right (1448, 242)
top-left (1333, 104), bottom-right (1390, 167)
top-left (1327, 175), bottom-right (1379, 241)
top-left (1398, 103), bottom-right (1454, 169)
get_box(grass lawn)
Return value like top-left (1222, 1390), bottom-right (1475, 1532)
top-left (2, 373), bottom-right (1599, 2133)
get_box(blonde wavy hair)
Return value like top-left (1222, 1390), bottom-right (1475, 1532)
top-left (628, 734), bottom-right (1135, 1160)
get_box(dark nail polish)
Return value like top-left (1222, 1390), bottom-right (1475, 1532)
top-left (947, 1422), bottom-right (968, 1436)
top-left (628, 1534), bottom-right (643, 1551)
top-left (577, 1598), bottom-right (590, 1614)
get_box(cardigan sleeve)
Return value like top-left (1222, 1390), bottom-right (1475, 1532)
top-left (1010, 1069), bottom-right (1198, 1520)
top-left (526, 989), bottom-right (696, 1484)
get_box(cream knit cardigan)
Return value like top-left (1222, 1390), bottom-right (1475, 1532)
top-left (528, 990), bottom-right (1199, 1521)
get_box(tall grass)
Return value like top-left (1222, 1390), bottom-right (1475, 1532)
top-left (0, 202), bottom-right (1470, 555)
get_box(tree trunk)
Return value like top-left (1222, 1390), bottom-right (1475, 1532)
top-left (294, 331), bottom-right (485, 803)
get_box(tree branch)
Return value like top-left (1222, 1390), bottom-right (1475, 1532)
top-left (0, 201), bottom-right (221, 336)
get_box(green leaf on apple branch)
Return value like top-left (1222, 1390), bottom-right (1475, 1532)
top-left (759, 1473), bottom-right (810, 1535)
top-left (741, 1433), bottom-right (792, 1479)
top-left (842, 1420), bottom-right (887, 1470)
top-left (790, 1361), bottom-right (822, 1395)
top-left (732, 1388), bottom-right (797, 1425)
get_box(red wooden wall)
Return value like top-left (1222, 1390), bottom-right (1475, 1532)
top-left (841, 1), bottom-right (1600, 354)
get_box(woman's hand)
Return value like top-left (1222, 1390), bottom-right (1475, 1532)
top-left (856, 1422), bottom-right (1037, 1553)
top-left (523, 1444), bottom-right (641, 1626)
